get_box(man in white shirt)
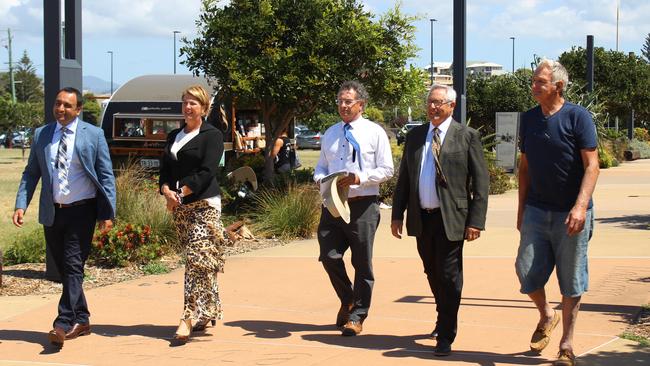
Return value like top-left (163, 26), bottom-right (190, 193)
top-left (314, 80), bottom-right (393, 336)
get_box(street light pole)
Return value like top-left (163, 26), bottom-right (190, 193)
top-left (430, 18), bottom-right (437, 86)
top-left (107, 51), bottom-right (113, 95)
top-left (510, 37), bottom-right (515, 73)
top-left (173, 30), bottom-right (181, 74)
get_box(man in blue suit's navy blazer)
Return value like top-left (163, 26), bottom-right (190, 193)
top-left (13, 87), bottom-right (116, 347)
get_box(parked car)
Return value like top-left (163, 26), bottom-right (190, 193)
top-left (296, 129), bottom-right (321, 149)
top-left (294, 124), bottom-right (308, 136)
top-left (396, 122), bottom-right (423, 145)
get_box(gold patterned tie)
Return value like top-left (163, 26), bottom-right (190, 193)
top-left (431, 127), bottom-right (448, 187)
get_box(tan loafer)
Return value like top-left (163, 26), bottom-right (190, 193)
top-left (553, 349), bottom-right (576, 366)
top-left (530, 310), bottom-right (560, 352)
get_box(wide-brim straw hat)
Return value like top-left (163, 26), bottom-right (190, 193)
top-left (320, 172), bottom-right (350, 224)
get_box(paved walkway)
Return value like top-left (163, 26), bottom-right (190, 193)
top-left (1, 160), bottom-right (649, 366)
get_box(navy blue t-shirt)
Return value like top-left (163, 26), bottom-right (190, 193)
top-left (519, 102), bottom-right (597, 211)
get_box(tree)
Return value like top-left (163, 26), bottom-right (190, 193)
top-left (643, 33), bottom-right (650, 62)
top-left (466, 69), bottom-right (536, 135)
top-left (182, 0), bottom-right (421, 182)
top-left (1, 51), bottom-right (43, 103)
top-left (559, 47), bottom-right (650, 128)
top-left (82, 93), bottom-right (102, 125)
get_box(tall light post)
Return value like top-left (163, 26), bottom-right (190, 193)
top-left (510, 37), bottom-right (515, 73)
top-left (430, 18), bottom-right (437, 85)
top-left (173, 30), bottom-right (181, 74)
top-left (107, 51), bottom-right (113, 95)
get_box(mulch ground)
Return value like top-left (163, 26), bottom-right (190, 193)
top-left (0, 237), bottom-right (286, 296)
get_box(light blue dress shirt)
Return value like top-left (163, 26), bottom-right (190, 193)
top-left (418, 117), bottom-right (452, 209)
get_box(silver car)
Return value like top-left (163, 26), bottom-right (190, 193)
top-left (296, 129), bottom-right (321, 149)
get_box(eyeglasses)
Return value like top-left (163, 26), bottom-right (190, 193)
top-left (428, 100), bottom-right (451, 107)
top-left (336, 99), bottom-right (361, 107)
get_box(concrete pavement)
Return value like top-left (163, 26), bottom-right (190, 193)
top-left (1, 160), bottom-right (649, 365)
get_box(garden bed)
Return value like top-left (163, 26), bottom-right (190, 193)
top-left (0, 237), bottom-right (285, 296)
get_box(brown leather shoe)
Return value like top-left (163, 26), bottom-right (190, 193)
top-left (65, 323), bottom-right (91, 339)
top-left (553, 349), bottom-right (576, 366)
top-left (48, 327), bottom-right (66, 347)
top-left (336, 303), bottom-right (353, 328)
top-left (341, 319), bottom-right (363, 336)
top-left (530, 311), bottom-right (560, 352)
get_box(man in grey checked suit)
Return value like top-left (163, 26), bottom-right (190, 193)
top-left (13, 87), bottom-right (116, 348)
top-left (391, 84), bottom-right (489, 356)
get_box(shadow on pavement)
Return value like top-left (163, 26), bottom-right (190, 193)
top-left (92, 324), bottom-right (176, 340)
top-left (596, 215), bottom-right (650, 230)
top-left (579, 343), bottom-right (650, 365)
top-left (224, 320), bottom-right (333, 339)
top-left (0, 329), bottom-right (62, 354)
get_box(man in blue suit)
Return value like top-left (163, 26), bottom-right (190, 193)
top-left (13, 87), bottom-right (116, 348)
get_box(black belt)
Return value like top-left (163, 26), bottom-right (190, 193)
top-left (54, 198), bottom-right (96, 209)
top-left (421, 207), bottom-right (441, 214)
top-left (348, 195), bottom-right (378, 203)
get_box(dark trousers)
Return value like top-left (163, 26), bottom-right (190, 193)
top-left (416, 209), bottom-right (464, 344)
top-left (43, 202), bottom-right (97, 331)
top-left (317, 197), bottom-right (380, 322)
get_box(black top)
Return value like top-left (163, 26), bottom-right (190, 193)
top-left (275, 136), bottom-right (291, 170)
top-left (159, 122), bottom-right (224, 205)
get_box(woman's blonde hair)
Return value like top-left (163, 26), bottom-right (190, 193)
top-left (182, 85), bottom-right (211, 116)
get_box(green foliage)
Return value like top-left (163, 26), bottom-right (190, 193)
top-left (559, 47), bottom-right (650, 129)
top-left (82, 93), bottom-right (102, 126)
top-left (620, 332), bottom-right (649, 347)
top-left (112, 162), bottom-right (177, 250)
top-left (248, 184), bottom-right (320, 239)
top-left (364, 106), bottom-right (384, 125)
top-left (643, 33), bottom-right (650, 62)
top-left (379, 153), bottom-right (401, 204)
top-left (484, 151), bottom-right (514, 194)
top-left (598, 146), bottom-right (618, 169)
top-left (2, 227), bottom-right (45, 265)
top-left (303, 111), bottom-right (339, 133)
top-left (183, 0), bottom-right (422, 182)
top-left (466, 69), bottom-right (536, 135)
top-left (0, 93), bottom-right (42, 132)
top-left (629, 139), bottom-right (650, 158)
top-left (1, 51), bottom-right (43, 103)
top-left (634, 128), bottom-right (650, 141)
top-left (142, 261), bottom-right (171, 275)
top-left (92, 223), bottom-right (164, 267)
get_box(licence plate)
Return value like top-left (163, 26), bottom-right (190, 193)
top-left (140, 159), bottom-right (160, 169)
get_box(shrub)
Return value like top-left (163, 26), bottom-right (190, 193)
top-left (248, 184), bottom-right (320, 239)
top-left (112, 162), bottom-right (177, 249)
top-left (91, 223), bottom-right (165, 267)
top-left (598, 147), bottom-right (617, 168)
top-left (629, 139), bottom-right (650, 158)
top-left (3, 227), bottom-right (45, 265)
top-left (487, 157), bottom-right (513, 195)
top-left (142, 261), bottom-right (171, 275)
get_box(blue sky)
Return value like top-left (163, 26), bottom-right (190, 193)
top-left (0, 0), bottom-right (648, 87)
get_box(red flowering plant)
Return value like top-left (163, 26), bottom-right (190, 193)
top-left (92, 222), bottom-right (165, 267)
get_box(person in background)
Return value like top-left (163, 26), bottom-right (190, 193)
top-left (271, 129), bottom-right (292, 173)
top-left (159, 85), bottom-right (228, 344)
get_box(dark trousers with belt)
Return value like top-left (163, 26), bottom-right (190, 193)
top-left (317, 196), bottom-right (380, 322)
top-left (416, 209), bottom-right (464, 344)
top-left (43, 201), bottom-right (97, 331)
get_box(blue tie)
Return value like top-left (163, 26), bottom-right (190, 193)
top-left (344, 123), bottom-right (362, 170)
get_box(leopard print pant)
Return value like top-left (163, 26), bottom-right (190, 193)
top-left (173, 199), bottom-right (230, 322)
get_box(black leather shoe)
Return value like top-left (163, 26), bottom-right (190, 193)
top-left (434, 340), bottom-right (452, 356)
top-left (430, 328), bottom-right (439, 340)
top-left (336, 303), bottom-right (353, 328)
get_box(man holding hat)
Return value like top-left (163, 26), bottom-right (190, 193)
top-left (313, 80), bottom-right (393, 336)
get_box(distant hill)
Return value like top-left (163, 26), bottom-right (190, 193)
top-left (83, 75), bottom-right (120, 95)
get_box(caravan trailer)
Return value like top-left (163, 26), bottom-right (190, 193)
top-left (100, 74), bottom-right (262, 169)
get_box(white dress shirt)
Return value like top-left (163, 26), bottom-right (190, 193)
top-left (314, 116), bottom-right (393, 198)
top-left (418, 116), bottom-right (452, 209)
top-left (51, 118), bottom-right (97, 204)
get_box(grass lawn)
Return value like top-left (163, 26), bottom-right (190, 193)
top-left (0, 148), bottom-right (41, 252)
top-left (296, 148), bottom-right (320, 169)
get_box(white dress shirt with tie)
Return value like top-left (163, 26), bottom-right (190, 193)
top-left (418, 116), bottom-right (452, 209)
top-left (50, 118), bottom-right (97, 204)
top-left (314, 116), bottom-right (394, 198)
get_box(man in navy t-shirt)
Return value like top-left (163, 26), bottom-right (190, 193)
top-left (516, 59), bottom-right (599, 366)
